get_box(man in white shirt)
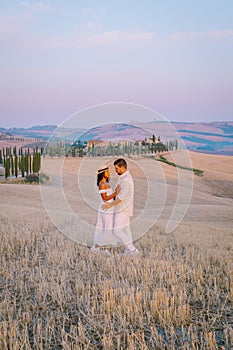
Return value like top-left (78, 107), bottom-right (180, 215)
top-left (102, 158), bottom-right (139, 256)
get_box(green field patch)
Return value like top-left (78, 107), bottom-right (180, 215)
top-left (158, 155), bottom-right (204, 176)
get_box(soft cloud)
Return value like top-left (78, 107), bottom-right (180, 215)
top-left (169, 30), bottom-right (233, 41)
top-left (19, 1), bottom-right (53, 12)
top-left (0, 6), bottom-right (156, 50)
top-left (1, 2), bottom-right (232, 51)
top-left (0, 1), bottom-right (53, 41)
top-left (49, 30), bottom-right (157, 49)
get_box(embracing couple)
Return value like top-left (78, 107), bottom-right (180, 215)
top-left (91, 158), bottom-right (139, 256)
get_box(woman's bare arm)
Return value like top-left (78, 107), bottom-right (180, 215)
top-left (100, 183), bottom-right (121, 202)
top-left (102, 198), bottom-right (121, 210)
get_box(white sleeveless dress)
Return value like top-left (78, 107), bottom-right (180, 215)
top-left (94, 187), bottom-right (118, 246)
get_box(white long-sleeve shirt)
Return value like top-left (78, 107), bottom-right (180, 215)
top-left (116, 170), bottom-right (134, 217)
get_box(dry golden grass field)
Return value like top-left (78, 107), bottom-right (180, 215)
top-left (0, 151), bottom-right (232, 349)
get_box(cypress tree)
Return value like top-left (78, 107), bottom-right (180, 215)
top-left (5, 157), bottom-right (10, 179)
top-left (130, 142), bottom-right (133, 154)
top-left (29, 154), bottom-right (32, 174)
top-left (38, 152), bottom-right (41, 172)
top-left (111, 143), bottom-right (115, 156)
top-left (25, 152), bottom-right (29, 174)
top-left (10, 155), bottom-right (14, 177)
top-left (15, 155), bottom-right (18, 177)
top-left (8, 151), bottom-right (11, 174)
top-left (21, 154), bottom-right (25, 177)
top-left (117, 143), bottom-right (120, 156)
top-left (91, 143), bottom-right (95, 157)
top-left (0, 149), bottom-right (2, 164)
top-left (127, 143), bottom-right (130, 156)
top-left (32, 151), bottom-right (41, 173)
top-left (32, 151), bottom-right (36, 173)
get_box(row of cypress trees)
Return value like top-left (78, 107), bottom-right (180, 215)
top-left (42, 139), bottom-right (178, 158)
top-left (0, 147), bottom-right (42, 179)
top-left (86, 140), bottom-right (175, 157)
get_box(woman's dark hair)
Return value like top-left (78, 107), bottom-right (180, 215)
top-left (97, 171), bottom-right (109, 186)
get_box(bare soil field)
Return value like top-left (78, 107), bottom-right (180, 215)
top-left (0, 137), bottom-right (43, 150)
top-left (0, 151), bottom-right (232, 349)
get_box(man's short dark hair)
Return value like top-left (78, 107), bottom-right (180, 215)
top-left (114, 158), bottom-right (127, 168)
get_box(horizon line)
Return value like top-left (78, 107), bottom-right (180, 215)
top-left (1, 120), bottom-right (233, 130)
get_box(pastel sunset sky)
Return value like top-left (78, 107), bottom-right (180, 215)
top-left (1, 0), bottom-right (233, 127)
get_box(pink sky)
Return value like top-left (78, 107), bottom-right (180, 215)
top-left (1, 1), bottom-right (233, 128)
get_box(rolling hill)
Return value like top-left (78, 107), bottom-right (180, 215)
top-left (1, 121), bottom-right (233, 155)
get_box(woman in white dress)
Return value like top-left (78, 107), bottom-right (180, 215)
top-left (91, 165), bottom-right (120, 253)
